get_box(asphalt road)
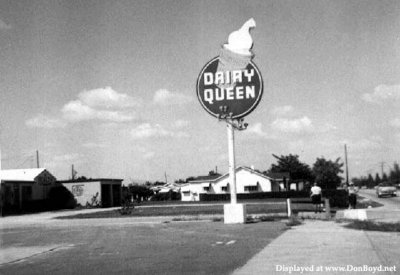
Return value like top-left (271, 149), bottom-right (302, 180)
top-left (0, 214), bottom-right (287, 275)
top-left (358, 188), bottom-right (400, 210)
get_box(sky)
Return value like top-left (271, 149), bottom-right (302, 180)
top-left (1, 0), bottom-right (400, 183)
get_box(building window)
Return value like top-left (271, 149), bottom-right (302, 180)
top-left (203, 186), bottom-right (210, 191)
top-left (244, 186), bottom-right (258, 192)
top-left (221, 186), bottom-right (228, 192)
top-left (182, 191), bottom-right (190, 197)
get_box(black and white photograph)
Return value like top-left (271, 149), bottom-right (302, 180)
top-left (1, 0), bottom-right (399, 274)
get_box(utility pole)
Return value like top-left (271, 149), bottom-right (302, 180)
top-left (71, 164), bottom-right (77, 180)
top-left (36, 150), bottom-right (40, 168)
top-left (344, 144), bottom-right (349, 185)
top-left (164, 172), bottom-right (168, 184)
top-left (380, 162), bottom-right (385, 179)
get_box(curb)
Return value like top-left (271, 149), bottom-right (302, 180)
top-left (336, 209), bottom-right (400, 222)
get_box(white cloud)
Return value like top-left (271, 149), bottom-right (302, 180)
top-left (78, 87), bottom-right (140, 108)
top-left (288, 140), bottom-right (306, 152)
top-left (0, 19), bottom-right (11, 30)
top-left (362, 84), bottom-right (400, 103)
top-left (25, 114), bottom-right (66, 129)
top-left (153, 89), bottom-right (192, 105)
top-left (173, 119), bottom-right (190, 128)
top-left (61, 87), bottom-right (137, 122)
top-left (130, 123), bottom-right (189, 139)
top-left (347, 137), bottom-right (383, 152)
top-left (271, 116), bottom-right (313, 133)
top-left (27, 87), bottom-right (137, 128)
top-left (246, 122), bottom-right (271, 138)
top-left (270, 105), bottom-right (293, 116)
top-left (143, 151), bottom-right (155, 159)
top-left (62, 98), bottom-right (136, 122)
top-left (135, 147), bottom-right (156, 159)
top-left (390, 118), bottom-right (400, 128)
top-left (319, 123), bottom-right (337, 133)
top-left (81, 142), bottom-right (107, 148)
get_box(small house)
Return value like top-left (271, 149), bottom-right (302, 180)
top-left (180, 166), bottom-right (280, 201)
top-left (0, 168), bottom-right (57, 210)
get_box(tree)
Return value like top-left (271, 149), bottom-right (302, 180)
top-left (389, 162), bottom-right (400, 183)
top-left (367, 174), bottom-right (374, 188)
top-left (267, 154), bottom-right (314, 182)
top-left (312, 157), bottom-right (343, 189)
top-left (351, 177), bottom-right (362, 188)
top-left (374, 173), bottom-right (381, 185)
top-left (128, 184), bottom-right (154, 201)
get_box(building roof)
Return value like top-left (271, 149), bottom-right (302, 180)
top-left (0, 168), bottom-right (52, 182)
top-left (59, 178), bottom-right (123, 184)
top-left (187, 173), bottom-right (222, 183)
top-left (264, 172), bottom-right (290, 180)
top-left (188, 166), bottom-right (273, 184)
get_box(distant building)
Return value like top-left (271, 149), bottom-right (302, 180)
top-left (155, 182), bottom-right (181, 194)
top-left (59, 178), bottom-right (122, 207)
top-left (0, 168), bottom-right (57, 210)
top-left (180, 166), bottom-right (280, 201)
top-left (264, 172), bottom-right (291, 190)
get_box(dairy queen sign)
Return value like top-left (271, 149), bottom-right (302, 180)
top-left (196, 18), bottom-right (264, 224)
top-left (196, 57), bottom-right (263, 119)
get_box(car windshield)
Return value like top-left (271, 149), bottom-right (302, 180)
top-left (380, 183), bottom-right (393, 187)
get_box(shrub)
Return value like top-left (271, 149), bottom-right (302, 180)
top-left (150, 191), bottom-right (181, 201)
top-left (322, 189), bottom-right (348, 207)
top-left (119, 200), bottom-right (134, 215)
top-left (199, 191), bottom-right (309, 201)
top-left (48, 185), bottom-right (76, 210)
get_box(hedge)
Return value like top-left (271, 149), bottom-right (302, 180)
top-left (199, 189), bottom-right (349, 208)
top-left (199, 191), bottom-right (310, 201)
top-left (322, 189), bottom-right (349, 208)
top-left (150, 191), bottom-right (181, 201)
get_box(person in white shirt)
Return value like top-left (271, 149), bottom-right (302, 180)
top-left (310, 182), bottom-right (322, 213)
top-left (347, 184), bottom-right (358, 209)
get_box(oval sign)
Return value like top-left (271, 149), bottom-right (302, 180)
top-left (196, 56), bottom-right (263, 119)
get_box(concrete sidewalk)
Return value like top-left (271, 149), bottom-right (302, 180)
top-left (233, 220), bottom-right (399, 275)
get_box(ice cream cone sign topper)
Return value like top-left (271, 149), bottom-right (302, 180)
top-left (197, 18), bottom-right (263, 119)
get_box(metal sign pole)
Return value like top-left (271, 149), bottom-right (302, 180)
top-left (227, 120), bottom-right (237, 205)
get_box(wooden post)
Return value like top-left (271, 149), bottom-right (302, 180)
top-left (325, 198), bottom-right (330, 219)
top-left (286, 198), bottom-right (292, 217)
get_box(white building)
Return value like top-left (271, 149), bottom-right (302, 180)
top-left (60, 178), bottom-right (122, 207)
top-left (180, 166), bottom-right (280, 201)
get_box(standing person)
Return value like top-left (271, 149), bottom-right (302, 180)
top-left (310, 182), bottom-right (322, 213)
top-left (348, 184), bottom-right (358, 209)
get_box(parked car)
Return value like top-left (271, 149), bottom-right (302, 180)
top-left (376, 182), bottom-right (397, 197)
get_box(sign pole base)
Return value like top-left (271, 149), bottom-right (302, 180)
top-left (224, 203), bottom-right (247, 224)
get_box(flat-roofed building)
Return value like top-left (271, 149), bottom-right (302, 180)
top-left (60, 178), bottom-right (122, 207)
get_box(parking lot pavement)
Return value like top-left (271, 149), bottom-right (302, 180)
top-left (0, 217), bottom-right (287, 275)
top-left (233, 220), bottom-right (400, 275)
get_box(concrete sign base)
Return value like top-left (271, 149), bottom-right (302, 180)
top-left (224, 203), bottom-right (247, 224)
